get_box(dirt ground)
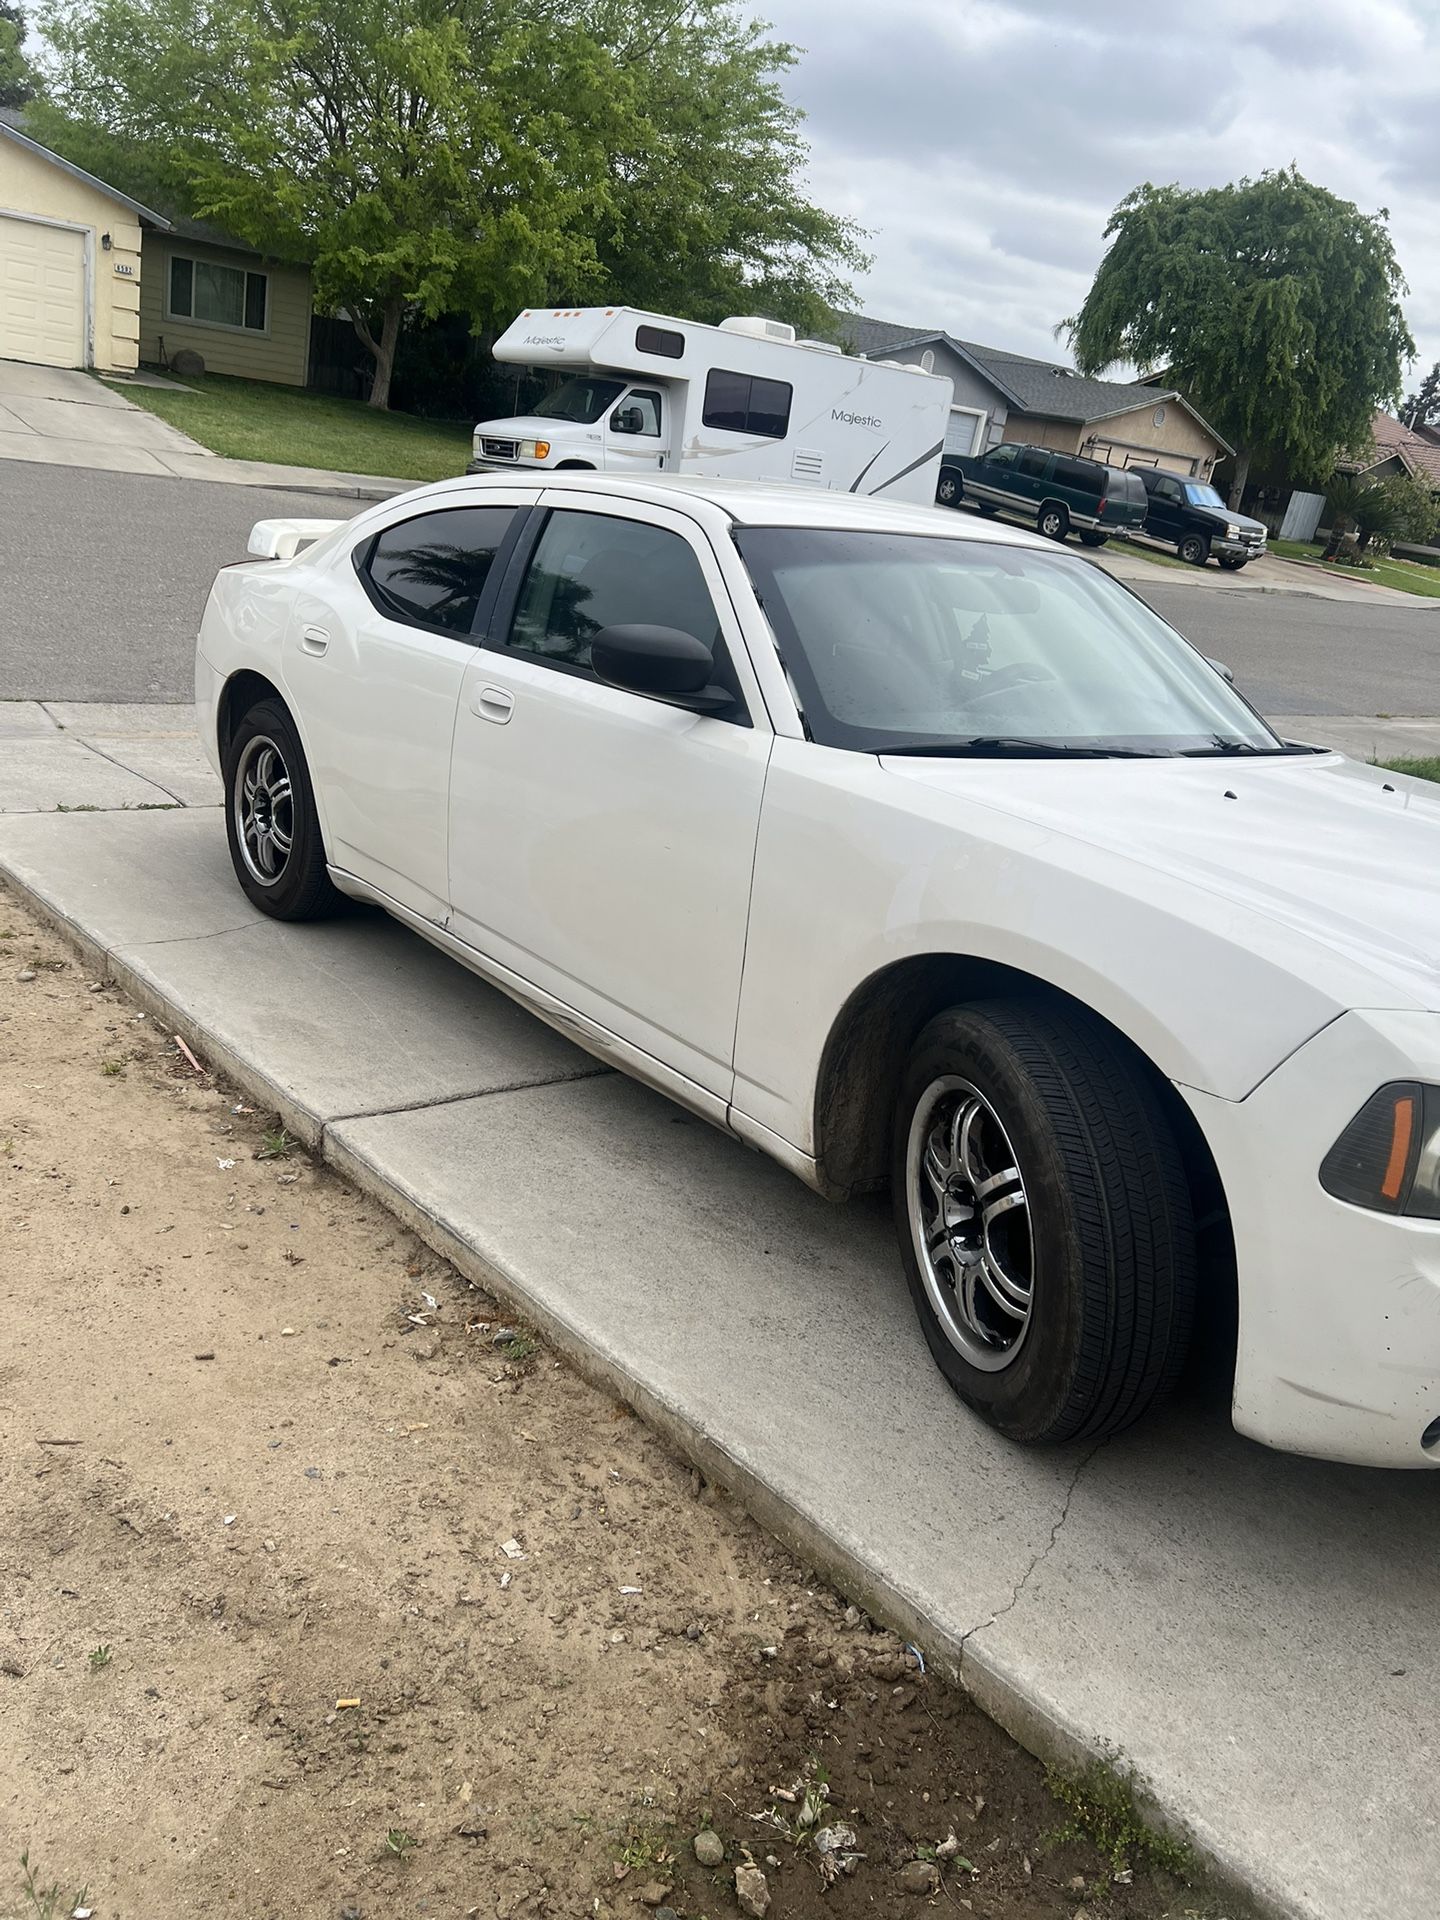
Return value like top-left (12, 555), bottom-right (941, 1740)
top-left (0, 888), bottom-right (1236, 1920)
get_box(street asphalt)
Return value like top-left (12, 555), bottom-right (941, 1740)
top-left (2, 457), bottom-right (1438, 714)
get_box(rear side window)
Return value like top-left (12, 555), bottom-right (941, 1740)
top-left (636, 324), bottom-right (684, 359)
top-left (1052, 457), bottom-right (1100, 496)
top-left (358, 506), bottom-right (516, 635)
top-left (702, 368), bottom-right (793, 439)
top-left (1108, 469), bottom-right (1147, 506)
top-left (1017, 448), bottom-right (1050, 479)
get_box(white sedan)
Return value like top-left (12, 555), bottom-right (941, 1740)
top-left (196, 472), bottom-right (1440, 1469)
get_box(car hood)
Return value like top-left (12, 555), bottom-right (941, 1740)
top-left (474, 414), bottom-right (580, 439)
top-left (879, 749), bottom-right (1440, 1010)
top-left (1191, 503), bottom-right (1267, 535)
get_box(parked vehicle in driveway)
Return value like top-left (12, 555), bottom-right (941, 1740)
top-left (935, 442), bottom-right (1148, 545)
top-left (1133, 467), bottom-right (1268, 568)
top-left (199, 473), bottom-right (1440, 1471)
top-left (467, 306), bottom-right (953, 502)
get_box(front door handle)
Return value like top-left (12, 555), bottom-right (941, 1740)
top-left (472, 685), bottom-right (514, 725)
top-left (300, 625), bottom-right (330, 655)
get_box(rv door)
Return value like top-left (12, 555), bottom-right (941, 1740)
top-left (602, 385), bottom-right (669, 471)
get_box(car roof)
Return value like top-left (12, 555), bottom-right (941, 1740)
top-left (416, 469), bottom-right (1052, 550)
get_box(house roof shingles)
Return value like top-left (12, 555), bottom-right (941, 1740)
top-left (837, 313), bottom-right (1232, 451)
top-left (1366, 410), bottom-right (1440, 487)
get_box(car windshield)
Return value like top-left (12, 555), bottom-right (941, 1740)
top-left (1184, 482), bottom-right (1227, 509)
top-left (532, 377), bottom-right (626, 425)
top-left (735, 527), bottom-right (1288, 757)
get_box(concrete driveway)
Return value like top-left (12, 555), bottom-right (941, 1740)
top-left (0, 358), bottom-right (209, 474)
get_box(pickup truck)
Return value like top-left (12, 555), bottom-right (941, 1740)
top-left (1133, 468), bottom-right (1268, 569)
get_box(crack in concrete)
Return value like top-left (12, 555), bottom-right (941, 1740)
top-left (957, 1436), bottom-right (1107, 1660)
top-left (327, 1066), bottom-right (614, 1127)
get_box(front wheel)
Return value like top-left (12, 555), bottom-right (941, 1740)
top-left (224, 696), bottom-right (343, 920)
top-left (936, 469), bottom-right (961, 508)
top-left (1179, 532), bottom-right (1211, 566)
top-left (891, 1000), bottom-right (1196, 1446)
top-left (1038, 502), bottom-right (1069, 541)
top-left (1079, 530), bottom-right (1108, 548)
top-left (1218, 556), bottom-right (1248, 571)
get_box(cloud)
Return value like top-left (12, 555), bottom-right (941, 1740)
top-left (763, 0), bottom-right (1440, 378)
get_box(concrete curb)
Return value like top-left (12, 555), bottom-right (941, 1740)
top-left (0, 843), bottom-right (1286, 1920)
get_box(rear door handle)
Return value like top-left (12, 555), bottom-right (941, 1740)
top-left (300, 625), bottom-right (330, 655)
top-left (472, 685), bottom-right (514, 725)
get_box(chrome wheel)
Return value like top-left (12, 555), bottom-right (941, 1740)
top-left (906, 1075), bottom-right (1033, 1372)
top-left (234, 735), bottom-right (295, 886)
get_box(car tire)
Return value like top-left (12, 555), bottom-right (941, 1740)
top-left (1038, 502), bottom-right (1069, 541)
top-left (1079, 530), bottom-right (1108, 548)
top-left (1179, 532), bottom-right (1211, 566)
top-left (891, 999), bottom-right (1197, 1446)
top-left (1218, 556), bottom-right (1248, 571)
top-left (224, 695), bottom-right (343, 921)
top-left (936, 469), bottom-right (962, 508)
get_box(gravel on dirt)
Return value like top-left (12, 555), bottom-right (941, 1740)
top-left (0, 887), bottom-right (1235, 1919)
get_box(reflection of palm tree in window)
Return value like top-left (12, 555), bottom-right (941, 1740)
top-left (385, 544), bottom-right (495, 627)
top-left (514, 574), bottom-right (603, 666)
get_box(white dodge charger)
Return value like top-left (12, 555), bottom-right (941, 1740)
top-left (196, 471), bottom-right (1440, 1469)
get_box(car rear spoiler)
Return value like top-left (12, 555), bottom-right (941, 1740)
top-left (247, 518), bottom-right (345, 561)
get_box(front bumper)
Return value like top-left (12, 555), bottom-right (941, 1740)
top-left (1212, 534), bottom-right (1267, 560)
top-left (1184, 1009), bottom-right (1440, 1467)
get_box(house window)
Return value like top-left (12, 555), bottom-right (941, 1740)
top-left (168, 254), bottom-right (268, 332)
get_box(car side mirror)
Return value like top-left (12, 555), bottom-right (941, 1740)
top-left (592, 624), bottom-right (733, 714)
top-left (1205, 655), bottom-right (1235, 683)
top-left (611, 406), bottom-right (645, 435)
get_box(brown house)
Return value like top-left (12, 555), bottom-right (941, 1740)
top-left (843, 316), bottom-right (1232, 480)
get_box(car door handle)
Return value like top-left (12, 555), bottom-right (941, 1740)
top-left (300, 625), bottom-right (330, 655)
top-left (472, 685), bottom-right (514, 724)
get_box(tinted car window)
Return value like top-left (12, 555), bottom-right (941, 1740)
top-left (507, 510), bottom-right (745, 719)
top-left (360, 506), bottom-right (515, 634)
top-left (1052, 457), bottom-right (1100, 496)
top-left (985, 444), bottom-right (1019, 468)
top-left (1017, 448), bottom-right (1050, 479)
top-left (1106, 469), bottom-right (1148, 506)
top-left (702, 368), bottom-right (793, 438)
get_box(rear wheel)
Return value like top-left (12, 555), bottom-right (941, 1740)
top-left (1179, 532), bottom-right (1211, 566)
top-left (223, 696), bottom-right (342, 921)
top-left (936, 468), bottom-right (962, 508)
top-left (1079, 530), bottom-right (1108, 548)
top-left (1038, 502), bottom-right (1069, 541)
top-left (891, 1000), bottom-right (1196, 1445)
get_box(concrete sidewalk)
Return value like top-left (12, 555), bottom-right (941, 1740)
top-left (0, 361), bottom-right (416, 500)
top-left (1, 788), bottom-right (1437, 1920)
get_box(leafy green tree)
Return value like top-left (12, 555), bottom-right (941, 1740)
top-left (1374, 469), bottom-right (1440, 547)
top-left (0, 0), bottom-right (39, 105)
top-left (1402, 361), bottom-right (1440, 431)
top-left (35, 0), bottom-right (864, 406)
top-left (580, 0), bottom-right (867, 336)
top-left (1066, 168), bottom-right (1414, 507)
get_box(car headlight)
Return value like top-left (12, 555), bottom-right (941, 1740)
top-left (1320, 1083), bottom-right (1440, 1218)
top-left (520, 439), bottom-right (551, 461)
top-left (1225, 523), bottom-right (1241, 538)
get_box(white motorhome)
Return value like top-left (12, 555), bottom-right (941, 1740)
top-left (467, 307), bottom-right (954, 505)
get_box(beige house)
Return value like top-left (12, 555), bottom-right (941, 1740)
top-left (0, 111), bottom-right (312, 386)
top-left (844, 317), bottom-right (1232, 480)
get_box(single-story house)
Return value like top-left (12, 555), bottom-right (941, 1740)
top-left (0, 109), bottom-right (312, 384)
top-left (843, 315), bottom-right (1232, 480)
top-left (1340, 410), bottom-right (1440, 494)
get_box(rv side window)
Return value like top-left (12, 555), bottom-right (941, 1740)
top-left (636, 324), bottom-right (684, 359)
top-left (702, 368), bottom-right (793, 440)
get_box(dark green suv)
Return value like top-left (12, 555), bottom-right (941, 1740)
top-left (936, 443), bottom-right (1148, 546)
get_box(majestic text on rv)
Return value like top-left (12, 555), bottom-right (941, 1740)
top-left (467, 307), bottom-right (954, 504)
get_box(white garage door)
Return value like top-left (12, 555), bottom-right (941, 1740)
top-left (0, 214), bottom-right (87, 368)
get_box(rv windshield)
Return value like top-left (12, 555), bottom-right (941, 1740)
top-left (735, 527), bottom-right (1298, 758)
top-left (533, 378), bottom-right (626, 425)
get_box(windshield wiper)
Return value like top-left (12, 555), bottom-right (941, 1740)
top-left (879, 736), bottom-right (1165, 759)
top-left (1182, 736), bottom-right (1323, 757)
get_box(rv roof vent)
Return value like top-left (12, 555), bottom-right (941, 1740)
top-left (797, 338), bottom-right (843, 354)
top-left (875, 358), bottom-right (905, 369)
top-left (719, 315), bottom-right (797, 344)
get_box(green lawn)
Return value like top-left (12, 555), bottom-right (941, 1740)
top-left (103, 371), bottom-right (472, 482)
top-left (1114, 540), bottom-right (1192, 571)
top-left (1378, 756), bottom-right (1440, 783)
top-left (1270, 537), bottom-right (1440, 599)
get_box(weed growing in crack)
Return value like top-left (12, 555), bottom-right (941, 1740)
top-left (1046, 1748), bottom-right (1193, 1880)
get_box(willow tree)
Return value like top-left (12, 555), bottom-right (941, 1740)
top-left (1066, 169), bottom-right (1413, 505)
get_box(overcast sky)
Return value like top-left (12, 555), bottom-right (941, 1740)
top-left (762, 0), bottom-right (1440, 391)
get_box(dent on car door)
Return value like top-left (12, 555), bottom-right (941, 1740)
top-left (447, 502), bottom-right (774, 1103)
top-left (283, 502), bottom-right (522, 920)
